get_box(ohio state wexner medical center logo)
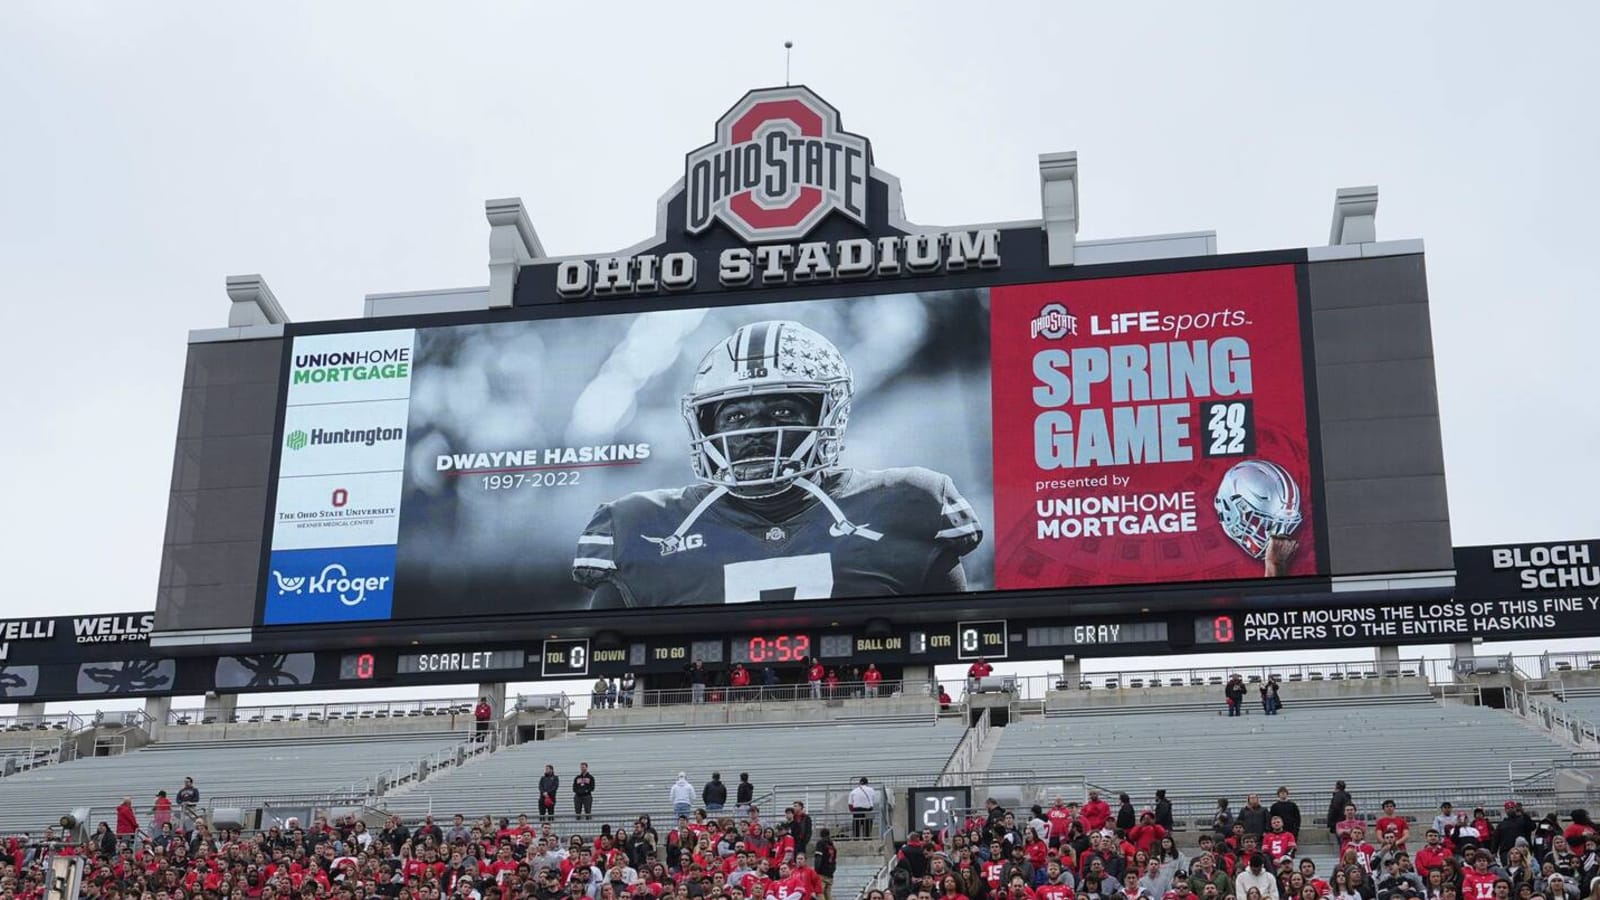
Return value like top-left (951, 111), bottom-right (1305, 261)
top-left (685, 86), bottom-right (871, 243)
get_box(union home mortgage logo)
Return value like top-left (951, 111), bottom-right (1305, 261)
top-left (685, 86), bottom-right (871, 243)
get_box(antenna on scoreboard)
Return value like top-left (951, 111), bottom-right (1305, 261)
top-left (784, 40), bottom-right (793, 85)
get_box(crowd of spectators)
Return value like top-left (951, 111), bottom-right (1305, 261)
top-left (0, 778), bottom-right (850, 900)
top-left (883, 787), bottom-right (1600, 900)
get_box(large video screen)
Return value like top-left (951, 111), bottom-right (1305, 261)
top-left (260, 264), bottom-right (1320, 625)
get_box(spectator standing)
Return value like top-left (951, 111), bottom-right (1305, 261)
top-left (737, 773), bottom-right (755, 814)
top-left (688, 660), bottom-right (710, 704)
top-left (1082, 791), bottom-right (1112, 833)
top-left (671, 773), bottom-right (695, 819)
top-left (620, 671), bottom-right (637, 707)
top-left (1213, 799), bottom-right (1234, 838)
top-left (1495, 802), bottom-right (1535, 861)
top-left (1377, 800), bottom-right (1411, 849)
top-left (151, 790), bottom-right (172, 831)
top-left (474, 697), bottom-right (494, 741)
top-left (605, 678), bottom-right (619, 709)
top-left (573, 762), bottom-right (596, 821)
top-left (849, 778), bottom-right (878, 838)
top-left (1270, 788), bottom-right (1302, 839)
top-left (938, 685), bottom-right (953, 710)
top-left (115, 797), bottom-right (139, 842)
top-left (762, 665), bottom-right (779, 699)
top-left (1259, 678), bottom-right (1281, 715)
top-left (1116, 793), bottom-right (1137, 832)
top-left (807, 658), bottom-right (825, 700)
top-left (704, 773), bottom-right (727, 813)
top-left (730, 664), bottom-right (752, 700)
top-left (794, 801), bottom-right (814, 855)
top-left (1155, 789), bottom-right (1175, 832)
top-left (815, 828), bottom-right (838, 900)
top-left (539, 765), bottom-right (560, 823)
top-left (864, 664), bottom-right (883, 698)
top-left (1239, 795), bottom-right (1269, 840)
top-left (1225, 675), bottom-right (1247, 716)
top-left (967, 657), bottom-right (993, 694)
top-left (177, 775), bottom-right (199, 805)
top-left (1328, 782), bottom-right (1353, 838)
top-left (591, 677), bottom-right (608, 710)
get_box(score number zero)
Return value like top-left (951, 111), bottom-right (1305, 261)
top-left (541, 639), bottom-right (590, 677)
top-left (482, 471), bottom-right (582, 490)
top-left (956, 620), bottom-right (1009, 660)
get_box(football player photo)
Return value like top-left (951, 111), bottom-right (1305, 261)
top-left (572, 320), bottom-right (984, 608)
top-left (1214, 458), bottom-right (1305, 577)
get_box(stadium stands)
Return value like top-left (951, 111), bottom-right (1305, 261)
top-left (381, 719), bottom-right (968, 824)
top-left (0, 730), bottom-right (468, 836)
top-left (995, 690), bottom-right (1575, 814)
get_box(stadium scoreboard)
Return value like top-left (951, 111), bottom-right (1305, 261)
top-left (126, 83), bottom-right (1600, 703)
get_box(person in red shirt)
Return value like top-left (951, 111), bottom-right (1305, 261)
top-left (1375, 801), bottom-right (1410, 850)
top-left (863, 664), bottom-right (883, 697)
top-left (824, 670), bottom-right (840, 697)
top-left (939, 686), bottom-right (953, 710)
top-left (1046, 798), bottom-right (1075, 847)
top-left (1414, 830), bottom-right (1451, 875)
top-left (474, 697), bottom-right (493, 742)
top-left (1128, 811), bottom-right (1166, 854)
top-left (1035, 861), bottom-right (1076, 900)
top-left (1080, 792), bottom-right (1111, 833)
top-left (1459, 852), bottom-right (1499, 900)
top-left (968, 658), bottom-right (993, 681)
top-left (767, 862), bottom-right (813, 900)
top-left (1261, 817), bottom-right (1296, 864)
top-left (1563, 810), bottom-right (1597, 850)
top-left (731, 664), bottom-right (752, 700)
top-left (807, 659), bottom-right (825, 700)
top-left (116, 797), bottom-right (140, 840)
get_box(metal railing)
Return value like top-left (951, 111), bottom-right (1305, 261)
top-left (166, 696), bottom-right (486, 727)
top-left (939, 706), bottom-right (991, 786)
top-left (0, 711), bottom-right (90, 732)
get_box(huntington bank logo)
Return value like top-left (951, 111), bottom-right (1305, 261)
top-left (1030, 303), bottom-right (1078, 340)
top-left (685, 86), bottom-right (872, 243)
top-left (285, 426), bottom-right (403, 451)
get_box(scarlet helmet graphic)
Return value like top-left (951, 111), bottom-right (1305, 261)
top-left (682, 320), bottom-right (852, 499)
top-left (1213, 458), bottom-right (1304, 559)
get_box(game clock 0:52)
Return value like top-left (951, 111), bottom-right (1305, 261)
top-left (730, 634), bottom-right (811, 664)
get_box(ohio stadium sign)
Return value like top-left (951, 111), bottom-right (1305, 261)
top-left (543, 85), bottom-right (1002, 301)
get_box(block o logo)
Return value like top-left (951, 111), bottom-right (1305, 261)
top-left (685, 86), bottom-right (872, 243)
top-left (286, 430), bottom-right (309, 451)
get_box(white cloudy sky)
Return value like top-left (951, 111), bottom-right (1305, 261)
top-left (1, 2), bottom-right (1597, 710)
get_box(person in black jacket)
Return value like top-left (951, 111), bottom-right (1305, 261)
top-left (1116, 795), bottom-right (1137, 832)
top-left (573, 762), bottom-right (596, 822)
top-left (1155, 790), bottom-right (1175, 832)
top-left (704, 773), bottom-right (728, 812)
top-left (1329, 781), bottom-right (1353, 838)
top-left (1270, 787), bottom-right (1302, 838)
top-left (1225, 676), bottom-right (1247, 716)
top-left (815, 828), bottom-right (838, 900)
top-left (793, 801), bottom-right (814, 855)
top-left (539, 765), bottom-right (560, 823)
top-left (737, 773), bottom-right (755, 814)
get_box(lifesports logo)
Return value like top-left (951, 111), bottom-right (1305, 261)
top-left (285, 426), bottom-right (404, 451)
top-left (263, 545), bottom-right (396, 625)
top-left (292, 348), bottom-right (411, 385)
top-left (685, 86), bottom-right (871, 243)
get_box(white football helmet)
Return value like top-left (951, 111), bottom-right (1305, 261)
top-left (683, 320), bottom-right (852, 498)
top-left (1214, 458), bottom-right (1304, 559)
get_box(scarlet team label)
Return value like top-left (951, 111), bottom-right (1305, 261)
top-left (989, 266), bottom-right (1319, 588)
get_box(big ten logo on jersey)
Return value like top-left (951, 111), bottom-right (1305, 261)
top-left (643, 532), bottom-right (705, 556)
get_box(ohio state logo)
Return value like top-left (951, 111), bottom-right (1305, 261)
top-left (685, 86), bottom-right (871, 243)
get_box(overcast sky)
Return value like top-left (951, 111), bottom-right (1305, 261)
top-left (1, 2), bottom-right (1597, 710)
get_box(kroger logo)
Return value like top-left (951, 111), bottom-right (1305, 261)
top-left (270, 563), bottom-right (389, 607)
top-left (264, 545), bottom-right (396, 625)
